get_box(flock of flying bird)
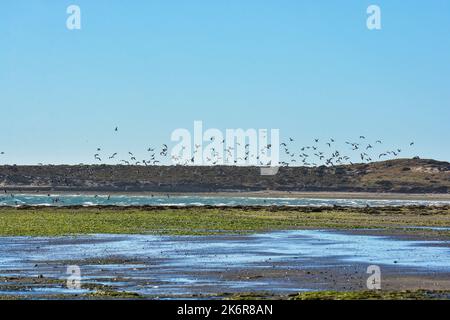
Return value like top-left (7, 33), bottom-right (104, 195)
top-left (87, 128), bottom-right (415, 168)
top-left (0, 127), bottom-right (415, 167)
top-left (94, 144), bottom-right (167, 166)
top-left (276, 136), bottom-right (415, 167)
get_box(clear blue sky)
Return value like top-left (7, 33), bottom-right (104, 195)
top-left (1, 0), bottom-right (449, 165)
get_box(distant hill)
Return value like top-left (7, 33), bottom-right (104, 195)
top-left (0, 158), bottom-right (449, 194)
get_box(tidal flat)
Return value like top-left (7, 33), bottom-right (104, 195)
top-left (0, 205), bottom-right (449, 299)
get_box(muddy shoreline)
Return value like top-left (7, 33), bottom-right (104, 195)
top-left (6, 203), bottom-right (450, 212)
top-left (1, 229), bottom-right (450, 300)
top-left (1, 205), bottom-right (449, 299)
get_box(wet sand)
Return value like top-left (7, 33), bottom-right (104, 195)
top-left (1, 229), bottom-right (450, 299)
